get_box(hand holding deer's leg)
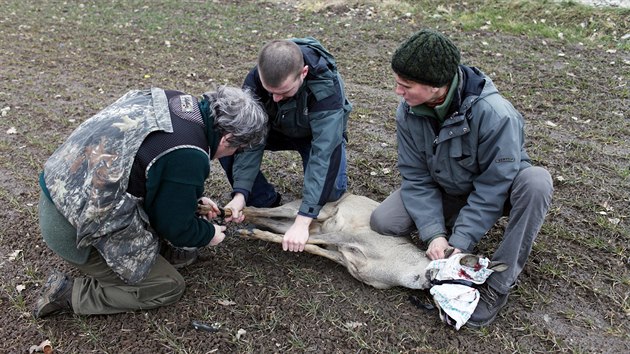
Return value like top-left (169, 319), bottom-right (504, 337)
top-left (283, 215), bottom-right (313, 252)
top-left (224, 193), bottom-right (246, 223)
top-left (197, 197), bottom-right (220, 220)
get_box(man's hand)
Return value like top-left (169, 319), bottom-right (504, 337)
top-left (224, 193), bottom-right (246, 223)
top-left (426, 236), bottom-right (461, 260)
top-left (198, 197), bottom-right (220, 220)
top-left (209, 224), bottom-right (227, 246)
top-left (282, 214), bottom-right (313, 252)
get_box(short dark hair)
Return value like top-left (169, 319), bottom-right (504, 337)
top-left (257, 40), bottom-right (304, 87)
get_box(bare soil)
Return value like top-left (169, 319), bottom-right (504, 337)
top-left (0, 1), bottom-right (628, 353)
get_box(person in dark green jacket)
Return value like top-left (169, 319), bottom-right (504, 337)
top-left (370, 30), bottom-right (553, 327)
top-left (220, 37), bottom-right (352, 253)
top-left (33, 86), bottom-right (267, 318)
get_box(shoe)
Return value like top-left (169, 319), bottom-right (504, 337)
top-left (467, 285), bottom-right (509, 328)
top-left (161, 243), bottom-right (199, 269)
top-left (33, 270), bottom-right (73, 318)
top-left (269, 193), bottom-right (282, 208)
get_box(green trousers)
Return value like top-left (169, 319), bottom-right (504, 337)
top-left (38, 193), bottom-right (186, 315)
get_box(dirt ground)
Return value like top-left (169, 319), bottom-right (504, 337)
top-left (0, 0), bottom-right (628, 353)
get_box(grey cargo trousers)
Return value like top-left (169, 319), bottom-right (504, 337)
top-left (38, 194), bottom-right (186, 315)
top-left (370, 166), bottom-right (553, 294)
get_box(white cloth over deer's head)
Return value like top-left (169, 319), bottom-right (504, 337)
top-left (426, 253), bottom-right (507, 330)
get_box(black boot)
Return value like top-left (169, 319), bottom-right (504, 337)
top-left (467, 284), bottom-right (509, 327)
top-left (33, 270), bottom-right (73, 318)
top-left (160, 241), bottom-right (199, 269)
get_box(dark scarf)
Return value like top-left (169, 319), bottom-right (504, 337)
top-left (198, 98), bottom-right (221, 159)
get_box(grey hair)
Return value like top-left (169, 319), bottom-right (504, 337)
top-left (205, 86), bottom-right (268, 149)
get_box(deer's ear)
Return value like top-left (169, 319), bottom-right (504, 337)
top-left (489, 262), bottom-right (508, 272)
top-left (444, 247), bottom-right (458, 258)
top-left (459, 254), bottom-right (480, 268)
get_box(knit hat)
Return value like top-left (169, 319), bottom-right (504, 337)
top-left (391, 29), bottom-right (461, 87)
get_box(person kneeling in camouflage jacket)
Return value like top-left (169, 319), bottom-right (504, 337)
top-left (34, 86), bottom-right (267, 318)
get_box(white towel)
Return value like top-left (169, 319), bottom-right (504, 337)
top-left (426, 254), bottom-right (496, 330)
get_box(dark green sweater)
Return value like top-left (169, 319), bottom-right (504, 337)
top-left (143, 147), bottom-right (214, 247)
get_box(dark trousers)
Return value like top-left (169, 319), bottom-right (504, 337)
top-left (219, 131), bottom-right (348, 207)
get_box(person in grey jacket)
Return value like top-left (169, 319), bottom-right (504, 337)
top-left (220, 37), bottom-right (352, 253)
top-left (370, 29), bottom-right (553, 327)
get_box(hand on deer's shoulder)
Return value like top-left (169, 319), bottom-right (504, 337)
top-left (426, 236), bottom-right (461, 260)
top-left (209, 224), bottom-right (227, 246)
top-left (282, 214), bottom-right (312, 252)
top-left (225, 193), bottom-right (246, 223)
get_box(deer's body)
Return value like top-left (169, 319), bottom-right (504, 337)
top-left (239, 193), bottom-right (432, 289)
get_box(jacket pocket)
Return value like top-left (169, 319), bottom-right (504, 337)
top-left (275, 100), bottom-right (311, 137)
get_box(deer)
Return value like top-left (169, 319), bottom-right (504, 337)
top-left (215, 193), bottom-right (506, 291)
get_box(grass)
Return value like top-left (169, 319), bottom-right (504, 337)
top-left (1, 0), bottom-right (629, 352)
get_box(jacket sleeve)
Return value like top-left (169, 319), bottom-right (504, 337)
top-left (230, 67), bottom-right (267, 198)
top-left (396, 102), bottom-right (448, 242)
top-left (298, 76), bottom-right (348, 218)
top-left (448, 99), bottom-right (523, 252)
top-left (144, 149), bottom-right (215, 247)
top-left (298, 105), bottom-right (345, 217)
top-left (231, 143), bottom-right (265, 199)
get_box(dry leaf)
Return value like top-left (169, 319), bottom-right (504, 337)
top-left (608, 218), bottom-right (620, 225)
top-left (345, 321), bottom-right (366, 329)
top-left (29, 340), bottom-right (52, 354)
top-left (545, 121), bottom-right (558, 127)
top-left (8, 249), bottom-right (22, 261)
top-left (217, 299), bottom-right (236, 306)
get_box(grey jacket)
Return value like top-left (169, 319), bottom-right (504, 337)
top-left (397, 65), bottom-right (532, 252)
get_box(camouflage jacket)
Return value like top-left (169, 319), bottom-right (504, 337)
top-left (44, 88), bottom-right (176, 284)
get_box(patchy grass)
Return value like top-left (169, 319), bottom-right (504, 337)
top-left (0, 0), bottom-right (628, 352)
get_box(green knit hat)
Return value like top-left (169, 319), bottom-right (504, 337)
top-left (391, 29), bottom-right (461, 87)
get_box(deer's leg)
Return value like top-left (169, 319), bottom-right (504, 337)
top-left (306, 231), bottom-right (356, 245)
top-left (239, 228), bottom-right (283, 243)
top-left (243, 203), bottom-right (299, 219)
top-left (239, 229), bottom-right (345, 265)
top-left (303, 244), bottom-right (345, 265)
top-left (243, 217), bottom-right (293, 234)
top-left (241, 203), bottom-right (302, 234)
